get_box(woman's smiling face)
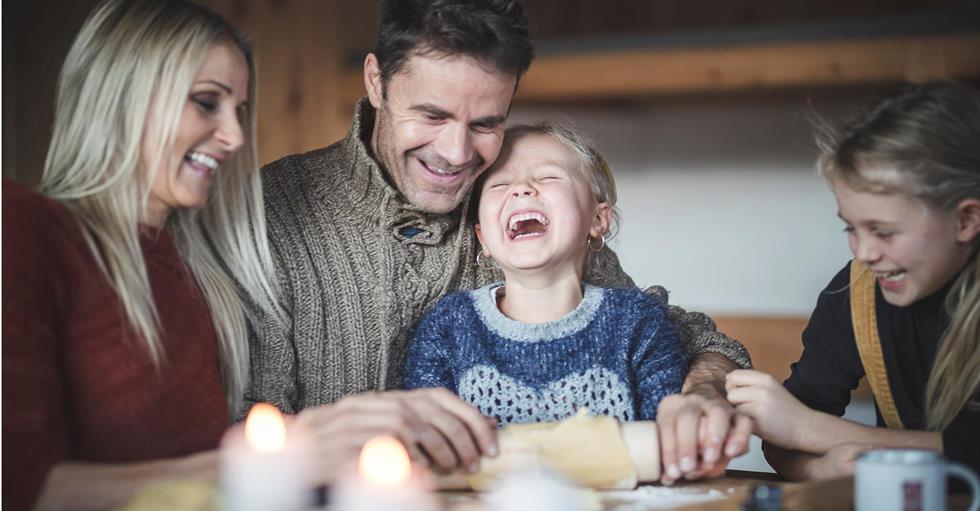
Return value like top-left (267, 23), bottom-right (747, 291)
top-left (476, 133), bottom-right (609, 278)
top-left (143, 41), bottom-right (249, 226)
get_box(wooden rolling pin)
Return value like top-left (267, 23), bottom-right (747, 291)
top-left (434, 411), bottom-right (660, 491)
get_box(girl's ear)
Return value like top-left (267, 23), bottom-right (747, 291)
top-left (475, 223), bottom-right (488, 255)
top-left (590, 202), bottom-right (612, 239)
top-left (955, 198), bottom-right (980, 244)
top-left (363, 53), bottom-right (383, 109)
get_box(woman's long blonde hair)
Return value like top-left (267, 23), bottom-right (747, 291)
top-left (816, 81), bottom-right (980, 430)
top-left (39, 0), bottom-right (282, 417)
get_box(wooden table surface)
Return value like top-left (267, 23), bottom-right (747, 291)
top-left (118, 470), bottom-right (975, 510)
top-left (438, 470), bottom-right (976, 510)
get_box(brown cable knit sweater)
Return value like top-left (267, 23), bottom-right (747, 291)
top-left (246, 99), bottom-right (750, 414)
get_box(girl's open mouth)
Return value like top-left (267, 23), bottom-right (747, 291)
top-left (507, 211), bottom-right (549, 240)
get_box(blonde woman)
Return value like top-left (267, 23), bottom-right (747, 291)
top-left (725, 81), bottom-right (980, 480)
top-left (2, 0), bottom-right (281, 509)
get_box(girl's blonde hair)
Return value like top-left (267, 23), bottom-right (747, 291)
top-left (816, 81), bottom-right (980, 430)
top-left (495, 122), bottom-right (619, 230)
top-left (39, 0), bottom-right (282, 417)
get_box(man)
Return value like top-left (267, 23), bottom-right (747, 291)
top-left (249, 0), bottom-right (752, 484)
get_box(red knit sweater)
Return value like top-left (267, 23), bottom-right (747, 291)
top-left (2, 180), bottom-right (229, 510)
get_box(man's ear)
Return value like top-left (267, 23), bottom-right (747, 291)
top-left (590, 202), bottom-right (613, 240)
top-left (364, 53), bottom-right (383, 109)
top-left (955, 198), bottom-right (980, 244)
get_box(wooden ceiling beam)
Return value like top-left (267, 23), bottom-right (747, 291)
top-left (337, 33), bottom-right (980, 105)
top-left (516, 33), bottom-right (980, 101)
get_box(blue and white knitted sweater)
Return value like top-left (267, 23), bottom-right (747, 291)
top-left (404, 283), bottom-right (687, 424)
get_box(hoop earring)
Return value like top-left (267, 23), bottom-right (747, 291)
top-left (587, 235), bottom-right (606, 253)
top-left (476, 251), bottom-right (499, 271)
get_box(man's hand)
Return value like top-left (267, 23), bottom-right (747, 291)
top-left (657, 353), bottom-right (752, 485)
top-left (810, 442), bottom-right (875, 479)
top-left (293, 387), bottom-right (498, 484)
top-left (725, 369), bottom-right (816, 451)
top-left (763, 440), bottom-right (875, 481)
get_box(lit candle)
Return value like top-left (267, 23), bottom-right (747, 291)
top-left (331, 436), bottom-right (438, 511)
top-left (221, 403), bottom-right (312, 511)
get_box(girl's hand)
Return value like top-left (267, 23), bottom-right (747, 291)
top-left (724, 370), bottom-right (816, 451)
top-left (811, 442), bottom-right (876, 479)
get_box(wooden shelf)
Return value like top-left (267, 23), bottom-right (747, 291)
top-left (338, 32), bottom-right (980, 105)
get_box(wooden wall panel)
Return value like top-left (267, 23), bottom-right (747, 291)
top-left (5, 0), bottom-right (974, 182)
top-left (336, 2), bottom-right (379, 65)
top-left (524, 0), bottom-right (953, 39)
top-left (3, 0), bottom-right (101, 186)
top-left (202, 0), bottom-right (352, 165)
top-left (2, 0), bottom-right (359, 186)
top-left (713, 315), bottom-right (872, 399)
top-left (713, 315), bottom-right (808, 383)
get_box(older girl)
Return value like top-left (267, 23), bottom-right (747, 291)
top-left (2, 0), bottom-right (281, 508)
top-left (727, 81), bottom-right (980, 480)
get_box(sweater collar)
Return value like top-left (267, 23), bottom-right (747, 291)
top-left (470, 283), bottom-right (605, 342)
top-left (338, 98), bottom-right (464, 245)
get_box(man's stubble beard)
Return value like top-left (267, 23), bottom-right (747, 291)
top-left (371, 102), bottom-right (477, 215)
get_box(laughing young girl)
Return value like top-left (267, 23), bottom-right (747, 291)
top-left (404, 123), bottom-right (687, 425)
top-left (726, 81), bottom-right (980, 480)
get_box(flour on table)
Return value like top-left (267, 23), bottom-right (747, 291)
top-left (601, 486), bottom-right (725, 510)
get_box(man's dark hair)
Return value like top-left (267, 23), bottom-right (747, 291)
top-left (375, 0), bottom-right (533, 95)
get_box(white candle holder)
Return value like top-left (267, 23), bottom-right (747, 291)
top-left (220, 403), bottom-right (313, 511)
top-left (330, 436), bottom-right (439, 511)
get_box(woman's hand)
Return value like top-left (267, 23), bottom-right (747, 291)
top-left (725, 370), bottom-right (817, 451)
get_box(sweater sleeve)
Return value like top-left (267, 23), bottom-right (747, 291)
top-left (2, 181), bottom-right (72, 511)
top-left (242, 252), bottom-right (299, 418)
top-left (584, 245), bottom-right (635, 288)
top-left (403, 299), bottom-right (456, 391)
top-left (242, 170), bottom-right (301, 418)
top-left (629, 293), bottom-right (689, 421)
top-left (585, 246), bottom-right (751, 369)
top-left (643, 285), bottom-right (752, 370)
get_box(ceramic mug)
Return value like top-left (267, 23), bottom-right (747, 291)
top-left (855, 449), bottom-right (980, 511)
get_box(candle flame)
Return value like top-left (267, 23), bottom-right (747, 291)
top-left (244, 403), bottom-right (286, 453)
top-left (359, 436), bottom-right (412, 486)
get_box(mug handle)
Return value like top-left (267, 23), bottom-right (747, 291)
top-left (947, 463), bottom-right (980, 511)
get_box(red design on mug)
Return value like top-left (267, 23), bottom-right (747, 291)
top-left (902, 480), bottom-right (923, 511)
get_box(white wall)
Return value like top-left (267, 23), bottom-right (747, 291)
top-left (510, 91), bottom-right (859, 316)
